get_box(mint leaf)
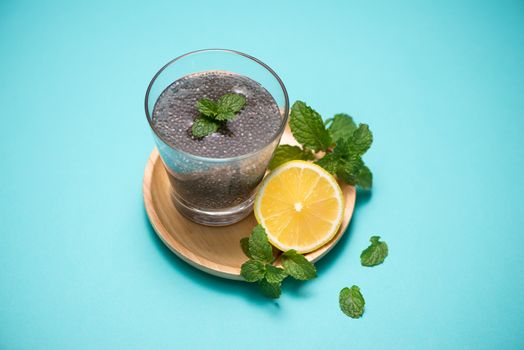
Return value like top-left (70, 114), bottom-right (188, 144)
top-left (356, 165), bottom-right (373, 189)
top-left (240, 237), bottom-right (252, 259)
top-left (281, 249), bottom-right (317, 280)
top-left (258, 279), bottom-right (281, 299)
top-left (348, 124), bottom-right (373, 156)
top-left (248, 225), bottom-right (274, 263)
top-left (339, 286), bottom-right (365, 318)
top-left (316, 138), bottom-right (354, 175)
top-left (192, 93), bottom-right (245, 137)
top-left (265, 264), bottom-right (287, 284)
top-left (328, 113), bottom-right (357, 142)
top-left (289, 101), bottom-right (332, 152)
top-left (336, 155), bottom-right (364, 186)
top-left (217, 93), bottom-right (246, 115)
top-left (315, 153), bottom-right (339, 174)
top-left (214, 111), bottom-right (236, 121)
top-left (332, 137), bottom-right (350, 155)
top-left (360, 236), bottom-right (388, 267)
top-left (196, 99), bottom-right (218, 117)
top-left (191, 116), bottom-right (219, 138)
top-left (240, 260), bottom-right (266, 282)
top-left (269, 145), bottom-right (314, 170)
top-left (315, 137), bottom-right (373, 189)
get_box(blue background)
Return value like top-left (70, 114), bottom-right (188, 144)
top-left (1, 0), bottom-right (523, 349)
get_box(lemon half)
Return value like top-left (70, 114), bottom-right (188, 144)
top-left (254, 160), bottom-right (344, 253)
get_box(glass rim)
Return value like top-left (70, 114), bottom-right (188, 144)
top-left (144, 48), bottom-right (290, 163)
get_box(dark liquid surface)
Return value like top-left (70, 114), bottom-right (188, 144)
top-left (152, 71), bottom-right (282, 158)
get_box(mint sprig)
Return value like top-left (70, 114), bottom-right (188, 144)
top-left (271, 101), bottom-right (373, 189)
top-left (191, 93), bottom-right (246, 138)
top-left (240, 225), bottom-right (317, 298)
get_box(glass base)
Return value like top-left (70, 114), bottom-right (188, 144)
top-left (170, 191), bottom-right (255, 226)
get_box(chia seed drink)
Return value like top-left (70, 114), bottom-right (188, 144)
top-left (145, 49), bottom-right (289, 226)
top-left (151, 71), bottom-right (283, 218)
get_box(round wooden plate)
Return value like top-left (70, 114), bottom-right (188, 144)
top-left (143, 126), bottom-right (356, 280)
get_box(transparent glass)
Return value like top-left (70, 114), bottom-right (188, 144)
top-left (145, 49), bottom-right (289, 226)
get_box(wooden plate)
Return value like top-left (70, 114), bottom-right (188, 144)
top-left (143, 126), bottom-right (356, 280)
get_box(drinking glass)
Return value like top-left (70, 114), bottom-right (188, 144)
top-left (145, 49), bottom-right (289, 226)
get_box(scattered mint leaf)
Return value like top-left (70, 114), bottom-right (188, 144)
top-left (248, 225), bottom-right (274, 264)
top-left (328, 113), bottom-right (357, 142)
top-left (348, 124), bottom-right (373, 156)
top-left (191, 116), bottom-right (219, 138)
top-left (192, 93), bottom-right (245, 137)
top-left (196, 99), bottom-right (218, 117)
top-left (289, 101), bottom-right (332, 152)
top-left (240, 260), bottom-right (266, 282)
top-left (339, 286), bottom-right (365, 318)
top-left (265, 264), bottom-right (287, 284)
top-left (258, 279), bottom-right (281, 299)
top-left (217, 93), bottom-right (246, 115)
top-left (360, 236), bottom-right (388, 267)
top-left (269, 145), bottom-right (314, 170)
top-left (240, 237), bottom-right (251, 259)
top-left (281, 249), bottom-right (317, 280)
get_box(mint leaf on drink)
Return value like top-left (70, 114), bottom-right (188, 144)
top-left (360, 236), bottom-right (388, 267)
top-left (214, 111), bottom-right (236, 122)
top-left (289, 101), bottom-right (333, 152)
top-left (258, 279), bottom-right (281, 299)
top-left (281, 250), bottom-right (317, 281)
top-left (269, 145), bottom-right (314, 170)
top-left (192, 93), bottom-right (246, 137)
top-left (248, 225), bottom-right (274, 263)
top-left (339, 285), bottom-right (365, 318)
top-left (217, 93), bottom-right (246, 115)
top-left (327, 113), bottom-right (357, 142)
top-left (265, 264), bottom-right (287, 284)
top-left (196, 98), bottom-right (218, 117)
top-left (191, 116), bottom-right (219, 138)
top-left (240, 260), bottom-right (266, 282)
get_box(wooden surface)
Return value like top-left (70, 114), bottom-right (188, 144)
top-left (142, 126), bottom-right (356, 280)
